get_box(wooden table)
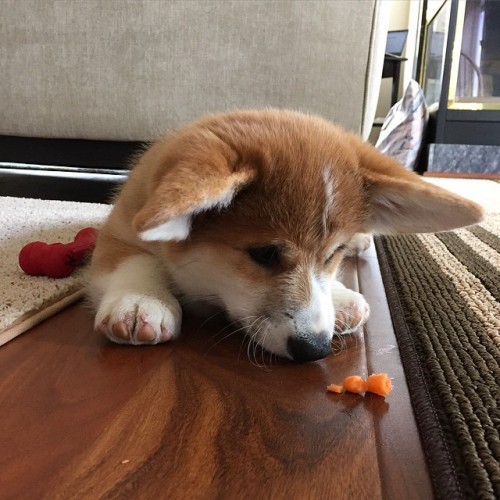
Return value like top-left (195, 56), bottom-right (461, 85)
top-left (0, 245), bottom-right (433, 499)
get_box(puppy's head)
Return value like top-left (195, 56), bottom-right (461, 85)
top-left (132, 110), bottom-right (483, 361)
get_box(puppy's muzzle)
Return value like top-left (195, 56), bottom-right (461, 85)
top-left (287, 332), bottom-right (332, 362)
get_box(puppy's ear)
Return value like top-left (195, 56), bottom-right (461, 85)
top-left (356, 141), bottom-right (484, 234)
top-left (133, 134), bottom-right (256, 242)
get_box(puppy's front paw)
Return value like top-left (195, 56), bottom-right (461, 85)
top-left (344, 233), bottom-right (372, 257)
top-left (95, 294), bottom-right (182, 345)
top-left (332, 288), bottom-right (370, 334)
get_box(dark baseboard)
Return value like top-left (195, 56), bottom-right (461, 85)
top-left (0, 135), bottom-right (142, 202)
top-left (0, 170), bottom-right (126, 204)
top-left (0, 135), bottom-right (145, 170)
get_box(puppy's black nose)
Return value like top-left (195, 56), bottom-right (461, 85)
top-left (287, 333), bottom-right (332, 362)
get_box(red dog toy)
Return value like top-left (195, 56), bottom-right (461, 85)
top-left (19, 227), bottom-right (98, 278)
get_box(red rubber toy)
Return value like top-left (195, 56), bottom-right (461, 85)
top-left (19, 227), bottom-right (98, 278)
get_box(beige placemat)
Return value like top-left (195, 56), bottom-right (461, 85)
top-left (0, 196), bottom-right (111, 346)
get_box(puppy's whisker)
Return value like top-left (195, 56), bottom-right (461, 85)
top-left (244, 322), bottom-right (258, 366)
top-left (207, 315), bottom-right (261, 351)
top-left (170, 258), bottom-right (202, 273)
top-left (238, 315), bottom-right (264, 361)
top-left (196, 308), bottom-right (228, 332)
top-left (213, 315), bottom-right (258, 338)
top-left (256, 322), bottom-right (268, 369)
top-left (259, 324), bottom-right (272, 371)
top-left (331, 332), bottom-right (347, 352)
top-left (251, 333), bottom-right (262, 369)
top-left (208, 323), bottom-right (248, 348)
top-left (246, 317), bottom-right (269, 369)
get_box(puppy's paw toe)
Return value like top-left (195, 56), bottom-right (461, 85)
top-left (95, 294), bottom-right (181, 345)
top-left (136, 323), bottom-right (157, 342)
top-left (112, 320), bottom-right (131, 341)
top-left (333, 291), bottom-right (370, 334)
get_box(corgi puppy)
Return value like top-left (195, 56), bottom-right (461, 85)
top-left (88, 110), bottom-right (483, 362)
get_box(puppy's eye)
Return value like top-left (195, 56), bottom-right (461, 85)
top-left (247, 245), bottom-right (280, 269)
top-left (324, 244), bottom-right (347, 266)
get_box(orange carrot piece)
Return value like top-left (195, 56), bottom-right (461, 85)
top-left (342, 375), bottom-right (367, 394)
top-left (327, 373), bottom-right (392, 397)
top-left (366, 373), bottom-right (392, 396)
top-left (326, 383), bottom-right (344, 393)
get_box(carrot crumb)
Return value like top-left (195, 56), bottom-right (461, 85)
top-left (326, 383), bottom-right (344, 393)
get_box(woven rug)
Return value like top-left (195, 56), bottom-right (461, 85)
top-left (0, 197), bottom-right (110, 346)
top-left (374, 179), bottom-right (500, 500)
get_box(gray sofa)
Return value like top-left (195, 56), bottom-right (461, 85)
top-left (0, 0), bottom-right (389, 201)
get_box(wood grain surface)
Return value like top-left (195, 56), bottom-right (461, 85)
top-left (0, 255), bottom-right (433, 499)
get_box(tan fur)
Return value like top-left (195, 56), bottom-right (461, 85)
top-left (89, 109), bottom-right (483, 359)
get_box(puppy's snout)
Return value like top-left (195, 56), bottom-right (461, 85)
top-left (287, 333), bottom-right (332, 362)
